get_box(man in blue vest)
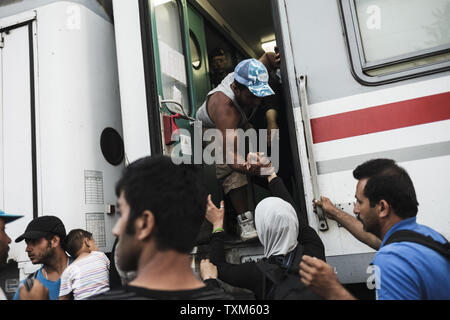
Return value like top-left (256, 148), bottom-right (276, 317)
top-left (299, 159), bottom-right (450, 300)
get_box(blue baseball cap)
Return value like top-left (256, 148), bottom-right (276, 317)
top-left (0, 210), bottom-right (23, 224)
top-left (234, 58), bottom-right (274, 97)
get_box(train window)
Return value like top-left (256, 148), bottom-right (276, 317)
top-left (154, 0), bottom-right (192, 115)
top-left (189, 30), bottom-right (202, 70)
top-left (340, 0), bottom-right (450, 85)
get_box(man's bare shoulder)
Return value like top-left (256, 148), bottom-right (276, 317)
top-left (207, 92), bottom-right (239, 125)
top-left (208, 91), bottom-right (234, 110)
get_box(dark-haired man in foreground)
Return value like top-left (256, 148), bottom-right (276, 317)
top-left (91, 155), bottom-right (231, 300)
top-left (299, 159), bottom-right (450, 300)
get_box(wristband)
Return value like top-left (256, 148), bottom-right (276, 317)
top-left (212, 227), bottom-right (224, 234)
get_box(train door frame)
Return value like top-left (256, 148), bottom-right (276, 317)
top-left (187, 4), bottom-right (212, 111)
top-left (0, 15), bottom-right (40, 268)
top-left (138, 0), bottom-right (164, 155)
top-left (269, 0), bottom-right (310, 224)
top-left (0, 16), bottom-right (39, 220)
top-left (139, 0), bottom-right (199, 160)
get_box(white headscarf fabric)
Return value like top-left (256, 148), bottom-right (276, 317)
top-left (255, 197), bottom-right (299, 258)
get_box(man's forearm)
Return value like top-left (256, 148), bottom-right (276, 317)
top-left (332, 209), bottom-right (381, 250)
top-left (325, 285), bottom-right (357, 300)
top-left (266, 109), bottom-right (277, 124)
top-left (227, 151), bottom-right (264, 175)
top-left (229, 163), bottom-right (251, 174)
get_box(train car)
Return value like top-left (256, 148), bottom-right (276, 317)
top-left (0, 0), bottom-right (123, 285)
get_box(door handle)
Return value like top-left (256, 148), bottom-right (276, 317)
top-left (297, 74), bottom-right (329, 231)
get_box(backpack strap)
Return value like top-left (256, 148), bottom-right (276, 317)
top-left (384, 230), bottom-right (450, 259)
top-left (26, 270), bottom-right (38, 280)
top-left (24, 270), bottom-right (39, 291)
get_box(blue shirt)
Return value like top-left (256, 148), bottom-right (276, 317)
top-left (13, 258), bottom-right (74, 300)
top-left (372, 217), bottom-right (450, 300)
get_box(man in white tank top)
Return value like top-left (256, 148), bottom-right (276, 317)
top-left (0, 210), bottom-right (23, 300)
top-left (196, 59), bottom-right (274, 241)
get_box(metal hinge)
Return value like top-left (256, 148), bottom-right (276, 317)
top-left (0, 34), bottom-right (4, 49)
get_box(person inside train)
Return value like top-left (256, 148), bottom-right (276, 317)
top-left (201, 153), bottom-right (325, 299)
top-left (209, 47), bottom-right (233, 88)
top-left (253, 50), bottom-right (280, 145)
top-left (252, 46), bottom-right (296, 196)
top-left (196, 59), bottom-right (275, 242)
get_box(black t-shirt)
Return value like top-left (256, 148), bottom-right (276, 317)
top-left (89, 280), bottom-right (232, 300)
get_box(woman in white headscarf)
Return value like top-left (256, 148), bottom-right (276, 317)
top-left (202, 158), bottom-right (325, 299)
top-left (255, 196), bottom-right (299, 258)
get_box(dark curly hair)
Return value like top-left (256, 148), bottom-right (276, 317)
top-left (353, 159), bottom-right (418, 219)
top-left (115, 155), bottom-right (207, 254)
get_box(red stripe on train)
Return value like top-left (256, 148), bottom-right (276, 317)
top-left (311, 91), bottom-right (450, 144)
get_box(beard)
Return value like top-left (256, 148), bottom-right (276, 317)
top-left (0, 249), bottom-right (8, 266)
top-left (358, 214), bottom-right (382, 239)
top-left (40, 242), bottom-right (56, 264)
top-left (115, 236), bottom-right (140, 273)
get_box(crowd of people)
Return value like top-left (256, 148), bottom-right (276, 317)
top-left (1, 154), bottom-right (449, 300)
top-left (0, 49), bottom-right (449, 301)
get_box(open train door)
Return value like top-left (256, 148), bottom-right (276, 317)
top-left (112, 0), bottom-right (199, 163)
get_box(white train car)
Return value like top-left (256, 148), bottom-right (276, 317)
top-left (0, 0), bottom-right (123, 280)
top-left (275, 0), bottom-right (450, 285)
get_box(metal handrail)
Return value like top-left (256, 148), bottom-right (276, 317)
top-left (160, 99), bottom-right (196, 122)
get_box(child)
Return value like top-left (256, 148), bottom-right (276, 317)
top-left (59, 229), bottom-right (110, 300)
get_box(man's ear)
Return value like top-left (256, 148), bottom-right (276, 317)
top-left (51, 235), bottom-right (60, 249)
top-left (230, 82), bottom-right (238, 95)
top-left (135, 210), bottom-right (155, 241)
top-left (84, 238), bottom-right (91, 248)
top-left (378, 200), bottom-right (390, 219)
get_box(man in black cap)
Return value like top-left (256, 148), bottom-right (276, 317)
top-left (0, 210), bottom-right (23, 300)
top-left (13, 215), bottom-right (73, 300)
